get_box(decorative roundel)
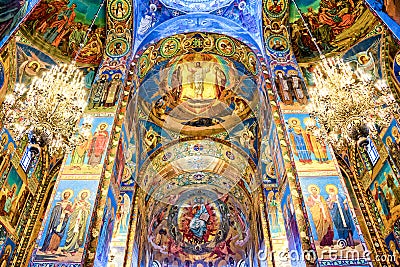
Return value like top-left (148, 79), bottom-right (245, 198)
top-left (108, 0), bottom-right (131, 21)
top-left (266, 35), bottom-right (289, 54)
top-left (138, 54), bottom-right (149, 78)
top-left (160, 37), bottom-right (180, 58)
top-left (106, 37), bottom-right (130, 57)
top-left (394, 50), bottom-right (400, 86)
top-left (247, 52), bottom-right (258, 75)
top-left (162, 151), bottom-right (172, 161)
top-left (0, 62), bottom-right (4, 91)
top-left (238, 0), bottom-right (246, 11)
top-left (263, 0), bottom-right (287, 18)
top-left (216, 37), bottom-right (236, 57)
top-left (226, 150), bottom-right (235, 160)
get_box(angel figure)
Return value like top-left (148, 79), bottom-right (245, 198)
top-left (143, 126), bottom-right (161, 155)
top-left (233, 123), bottom-right (257, 158)
top-left (344, 38), bottom-right (380, 80)
top-left (17, 46), bottom-right (51, 84)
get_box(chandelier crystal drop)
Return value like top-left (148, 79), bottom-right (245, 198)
top-left (306, 56), bottom-right (399, 148)
top-left (1, 63), bottom-right (90, 155)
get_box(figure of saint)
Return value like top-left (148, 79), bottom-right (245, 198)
top-left (89, 74), bottom-right (109, 109)
top-left (43, 4), bottom-right (77, 47)
top-left (0, 245), bottom-right (11, 267)
top-left (62, 190), bottom-right (91, 255)
top-left (40, 189), bottom-right (73, 254)
top-left (0, 184), bottom-right (16, 216)
top-left (110, 42), bottom-right (124, 56)
top-left (0, 135), bottom-right (12, 176)
top-left (215, 66), bottom-right (227, 99)
top-left (306, 184), bottom-right (332, 242)
top-left (275, 71), bottom-right (292, 105)
top-left (304, 118), bottom-right (329, 163)
top-left (392, 126), bottom-right (400, 147)
top-left (84, 67), bottom-right (96, 90)
top-left (68, 22), bottom-right (85, 54)
top-left (326, 184), bottom-right (355, 247)
top-left (87, 123), bottom-right (109, 166)
top-left (75, 27), bottom-right (103, 64)
top-left (137, 4), bottom-right (157, 36)
top-left (112, 1), bottom-right (126, 19)
top-left (171, 66), bottom-right (182, 101)
top-left (103, 74), bottom-right (122, 107)
top-left (189, 198), bottom-right (210, 240)
top-left (385, 172), bottom-right (400, 206)
top-left (267, 191), bottom-right (279, 231)
top-left (289, 74), bottom-right (308, 104)
top-left (386, 137), bottom-right (400, 168)
top-left (70, 131), bottom-right (91, 167)
top-left (271, 38), bottom-right (285, 51)
top-left (187, 62), bottom-right (210, 99)
top-left (374, 181), bottom-right (391, 220)
top-left (287, 118), bottom-right (312, 163)
top-left (0, 0), bottom-right (24, 39)
top-left (268, 0), bottom-right (283, 13)
top-left (389, 241), bottom-right (400, 266)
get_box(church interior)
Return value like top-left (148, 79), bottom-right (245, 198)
top-left (0, 0), bottom-right (400, 266)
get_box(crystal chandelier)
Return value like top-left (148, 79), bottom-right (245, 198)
top-left (1, 63), bottom-right (90, 155)
top-left (306, 57), bottom-right (398, 148)
top-left (291, 0), bottom-right (399, 148)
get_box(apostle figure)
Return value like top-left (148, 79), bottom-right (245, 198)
top-left (112, 1), bottom-right (126, 19)
top-left (40, 189), bottom-right (73, 254)
top-left (68, 22), bottom-right (85, 55)
top-left (386, 137), bottom-right (400, 168)
top-left (87, 123), bottom-right (109, 166)
top-left (275, 71), bottom-right (293, 105)
top-left (268, 0), bottom-right (283, 13)
top-left (187, 62), bottom-right (210, 99)
top-left (374, 181), bottom-right (391, 220)
top-left (385, 172), bottom-right (400, 206)
top-left (306, 184), bottom-right (332, 242)
top-left (289, 74), bottom-right (308, 104)
top-left (304, 118), bottom-right (329, 163)
top-left (62, 190), bottom-right (91, 255)
top-left (103, 73), bottom-right (122, 107)
top-left (171, 65), bottom-right (183, 101)
top-left (287, 118), bottom-right (312, 163)
top-left (43, 4), bottom-right (77, 46)
top-left (0, 245), bottom-right (11, 267)
top-left (326, 184), bottom-right (355, 247)
top-left (89, 74), bottom-right (109, 109)
top-left (0, 184), bottom-right (16, 216)
top-left (215, 66), bottom-right (227, 99)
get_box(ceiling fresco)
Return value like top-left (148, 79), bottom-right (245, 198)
top-left (146, 187), bottom-right (253, 264)
top-left (137, 139), bottom-right (259, 196)
top-left (289, 0), bottom-right (380, 63)
top-left (137, 53), bottom-right (260, 136)
top-left (134, 0), bottom-right (262, 52)
top-left (18, 0), bottom-right (106, 66)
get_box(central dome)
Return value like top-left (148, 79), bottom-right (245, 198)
top-left (158, 0), bottom-right (235, 13)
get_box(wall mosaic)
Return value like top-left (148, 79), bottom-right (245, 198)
top-left (20, 0), bottom-right (106, 66)
top-left (31, 176), bottom-right (99, 265)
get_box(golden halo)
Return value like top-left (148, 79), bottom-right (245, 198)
top-left (307, 184), bottom-right (320, 194)
top-left (112, 73), bottom-right (121, 79)
top-left (386, 136), bottom-right (393, 145)
top-left (287, 70), bottom-right (298, 76)
top-left (61, 189), bottom-right (74, 199)
top-left (28, 61), bottom-right (40, 69)
top-left (325, 184), bottom-right (339, 195)
top-left (390, 240), bottom-right (397, 251)
top-left (275, 70), bottom-right (284, 76)
top-left (288, 117), bottom-right (301, 127)
top-left (4, 245), bottom-right (12, 253)
top-left (78, 189), bottom-right (91, 198)
top-left (7, 143), bottom-right (14, 152)
top-left (357, 54), bottom-right (370, 65)
top-left (392, 127), bottom-right (399, 136)
top-left (98, 122), bottom-right (108, 129)
top-left (1, 133), bottom-right (8, 144)
top-left (395, 53), bottom-right (400, 65)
